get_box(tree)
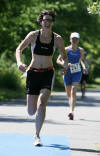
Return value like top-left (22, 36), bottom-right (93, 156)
top-left (0, 0), bottom-right (100, 90)
top-left (87, 0), bottom-right (100, 14)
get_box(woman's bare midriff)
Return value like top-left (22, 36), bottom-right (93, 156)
top-left (29, 53), bottom-right (53, 69)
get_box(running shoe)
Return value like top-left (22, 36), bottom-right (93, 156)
top-left (34, 136), bottom-right (42, 146)
top-left (68, 113), bottom-right (74, 120)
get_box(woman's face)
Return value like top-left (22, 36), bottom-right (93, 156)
top-left (70, 37), bottom-right (79, 46)
top-left (41, 15), bottom-right (54, 29)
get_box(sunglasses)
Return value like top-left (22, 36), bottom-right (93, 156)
top-left (72, 37), bottom-right (79, 40)
top-left (42, 19), bottom-right (53, 22)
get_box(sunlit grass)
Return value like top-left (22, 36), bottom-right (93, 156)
top-left (0, 78), bottom-right (100, 101)
top-left (87, 77), bottom-right (100, 89)
top-left (54, 77), bottom-right (100, 92)
top-left (95, 143), bottom-right (100, 150)
top-left (0, 88), bottom-right (25, 101)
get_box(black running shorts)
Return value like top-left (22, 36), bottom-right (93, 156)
top-left (80, 74), bottom-right (89, 83)
top-left (26, 69), bottom-right (54, 95)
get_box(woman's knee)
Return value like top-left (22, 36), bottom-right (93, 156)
top-left (27, 107), bottom-right (36, 116)
top-left (27, 101), bottom-right (37, 116)
top-left (27, 95), bottom-right (38, 116)
top-left (38, 94), bottom-right (47, 106)
top-left (71, 86), bottom-right (77, 96)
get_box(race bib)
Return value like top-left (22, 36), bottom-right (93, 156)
top-left (70, 63), bottom-right (81, 73)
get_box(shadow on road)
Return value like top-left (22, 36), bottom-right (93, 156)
top-left (0, 115), bottom-right (85, 125)
top-left (71, 147), bottom-right (100, 154)
top-left (48, 95), bottom-right (100, 107)
top-left (0, 91), bottom-right (100, 107)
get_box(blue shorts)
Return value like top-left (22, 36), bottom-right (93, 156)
top-left (63, 71), bottom-right (82, 86)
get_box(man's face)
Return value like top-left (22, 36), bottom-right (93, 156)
top-left (41, 15), bottom-right (54, 29)
top-left (70, 37), bottom-right (79, 45)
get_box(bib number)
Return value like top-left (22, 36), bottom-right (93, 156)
top-left (70, 63), bottom-right (81, 73)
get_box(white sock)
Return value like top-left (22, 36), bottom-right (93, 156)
top-left (69, 110), bottom-right (74, 114)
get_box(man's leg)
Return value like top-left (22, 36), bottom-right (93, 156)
top-left (81, 80), bottom-right (86, 98)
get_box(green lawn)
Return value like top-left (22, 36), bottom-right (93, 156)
top-left (95, 143), bottom-right (100, 152)
top-left (0, 78), bottom-right (100, 101)
top-left (0, 88), bottom-right (25, 101)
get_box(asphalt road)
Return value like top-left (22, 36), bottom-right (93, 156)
top-left (0, 89), bottom-right (100, 156)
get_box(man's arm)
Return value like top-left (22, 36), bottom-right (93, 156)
top-left (16, 31), bottom-right (34, 72)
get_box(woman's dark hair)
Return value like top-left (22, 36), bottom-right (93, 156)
top-left (37, 10), bottom-right (56, 23)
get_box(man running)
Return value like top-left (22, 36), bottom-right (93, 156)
top-left (80, 51), bottom-right (91, 98)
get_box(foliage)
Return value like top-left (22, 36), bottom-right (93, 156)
top-left (87, 0), bottom-right (100, 14)
top-left (0, 54), bottom-right (24, 89)
top-left (0, 0), bottom-right (100, 92)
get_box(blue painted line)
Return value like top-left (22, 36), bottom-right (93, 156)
top-left (0, 134), bottom-right (71, 156)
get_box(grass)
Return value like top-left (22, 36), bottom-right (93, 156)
top-left (0, 78), bottom-right (100, 101)
top-left (54, 77), bottom-right (100, 92)
top-left (0, 88), bottom-right (25, 101)
top-left (95, 143), bottom-right (100, 152)
top-left (95, 144), bottom-right (100, 150)
top-left (87, 77), bottom-right (100, 88)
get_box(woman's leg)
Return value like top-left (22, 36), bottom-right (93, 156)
top-left (35, 89), bottom-right (51, 137)
top-left (65, 85), bottom-right (72, 107)
top-left (27, 90), bottom-right (50, 146)
top-left (65, 82), bottom-right (79, 120)
top-left (70, 82), bottom-right (79, 112)
top-left (65, 85), bottom-right (74, 119)
top-left (27, 94), bottom-right (39, 116)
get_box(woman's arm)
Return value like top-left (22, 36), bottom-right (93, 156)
top-left (80, 48), bottom-right (88, 74)
top-left (16, 31), bottom-right (35, 72)
top-left (56, 55), bottom-right (65, 66)
top-left (55, 34), bottom-right (68, 69)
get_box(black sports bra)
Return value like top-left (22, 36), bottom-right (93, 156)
top-left (31, 30), bottom-right (54, 56)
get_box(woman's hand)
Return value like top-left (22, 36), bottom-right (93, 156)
top-left (68, 63), bottom-right (72, 67)
top-left (83, 68), bottom-right (88, 74)
top-left (17, 63), bottom-right (27, 72)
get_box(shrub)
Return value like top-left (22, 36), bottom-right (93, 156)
top-left (0, 63), bottom-right (23, 89)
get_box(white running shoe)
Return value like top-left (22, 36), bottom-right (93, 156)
top-left (34, 136), bottom-right (42, 146)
